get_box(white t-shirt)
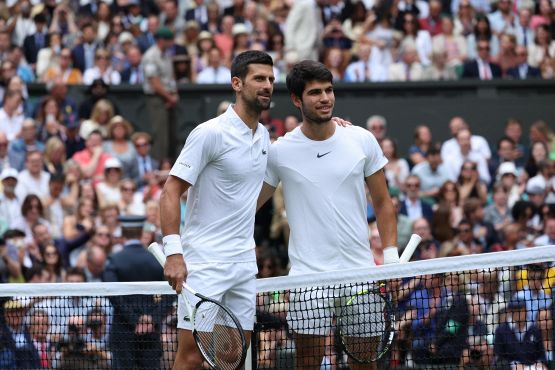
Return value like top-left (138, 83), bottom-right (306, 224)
top-left (265, 125), bottom-right (387, 275)
top-left (169, 106), bottom-right (269, 263)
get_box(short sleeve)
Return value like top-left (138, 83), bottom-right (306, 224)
top-left (143, 54), bottom-right (158, 78)
top-left (264, 143), bottom-right (280, 187)
top-left (363, 131), bottom-right (388, 177)
top-left (169, 124), bottom-right (219, 186)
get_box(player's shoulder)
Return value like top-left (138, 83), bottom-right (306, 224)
top-left (339, 124), bottom-right (375, 142)
top-left (271, 127), bottom-right (303, 147)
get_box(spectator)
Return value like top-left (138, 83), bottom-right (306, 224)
top-left (185, 0), bottom-right (208, 28)
top-left (83, 48), bottom-right (121, 86)
top-left (121, 46), bottom-right (143, 84)
top-left (28, 308), bottom-right (51, 369)
top-left (467, 14), bottom-right (501, 61)
top-left (408, 124), bottom-right (433, 166)
top-left (412, 217), bottom-right (441, 258)
top-left (488, 0), bottom-right (517, 35)
top-left (525, 141), bottom-right (550, 179)
top-left (412, 145), bottom-right (451, 203)
top-left (118, 179), bottom-right (145, 216)
top-left (485, 183), bottom-right (513, 232)
top-left (535, 216), bottom-right (555, 246)
top-left (15, 151), bottom-right (50, 201)
top-left (5, 0), bottom-right (35, 47)
top-left (137, 15), bottom-right (159, 54)
top-left (457, 160), bottom-right (489, 206)
top-left (96, 158), bottom-right (124, 209)
top-left (160, 0), bottom-right (186, 35)
top-left (62, 198), bottom-right (95, 241)
top-left (463, 197), bottom-right (500, 250)
top-left (43, 136), bottom-right (67, 177)
top-left (515, 7), bottom-right (534, 47)
top-left (196, 46), bottom-right (232, 83)
top-left (284, 0), bottom-right (324, 61)
top-left (102, 116), bottom-right (136, 179)
top-left (531, 0), bottom-right (553, 30)
top-left (21, 12), bottom-right (48, 68)
top-left (35, 96), bottom-right (64, 141)
top-left (8, 119), bottom-right (44, 171)
top-left (0, 133), bottom-right (18, 171)
top-left (35, 32), bottom-right (63, 79)
top-left (0, 299), bottom-right (40, 368)
top-left (507, 45), bottom-right (542, 79)
top-left (401, 12), bottom-right (433, 67)
top-left (530, 120), bottom-right (555, 160)
top-left (432, 16), bottom-right (467, 69)
top-left (71, 22), bottom-right (98, 73)
top-left (84, 245), bottom-right (106, 283)
top-left (321, 46), bottom-right (348, 81)
top-left (41, 47), bottom-right (83, 85)
top-left (419, 0), bottom-right (443, 37)
top-left (462, 39), bottom-right (502, 80)
top-left (445, 127), bottom-right (491, 184)
top-left (343, 43), bottom-right (388, 82)
top-left (142, 27), bottom-right (179, 160)
top-left (400, 174), bottom-right (434, 224)
top-left (366, 114), bottom-right (387, 144)
top-left (497, 162), bottom-right (522, 209)
top-left (41, 243), bottom-right (66, 282)
top-left (389, 40), bottom-right (425, 81)
top-left (504, 118), bottom-right (527, 167)
top-left (453, 0), bottom-right (477, 36)
top-left (528, 24), bottom-right (555, 69)
top-left (437, 180), bottom-right (464, 227)
top-left (491, 222), bottom-right (526, 251)
top-left (11, 195), bottom-right (48, 247)
top-left (0, 89), bottom-right (24, 141)
top-left (440, 219), bottom-right (484, 256)
top-left (47, 81), bottom-right (78, 124)
top-left (128, 132), bottom-right (158, 189)
top-left (432, 202), bottom-right (456, 243)
top-left (0, 31), bottom-right (11, 61)
top-left (382, 137), bottom-right (410, 192)
top-left (489, 136), bottom-right (518, 180)
top-left (79, 99), bottom-right (115, 140)
top-left (48, 3), bottom-right (78, 41)
top-left (0, 168), bottom-right (21, 226)
top-left (72, 130), bottom-right (112, 183)
top-left (493, 33), bottom-right (519, 76)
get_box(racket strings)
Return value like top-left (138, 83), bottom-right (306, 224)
top-left (194, 301), bottom-right (244, 370)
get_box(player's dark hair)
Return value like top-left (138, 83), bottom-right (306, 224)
top-left (286, 60), bottom-right (333, 99)
top-left (230, 50), bottom-right (273, 80)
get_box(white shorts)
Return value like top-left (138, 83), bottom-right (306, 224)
top-left (177, 261), bottom-right (258, 331)
top-left (286, 284), bottom-right (385, 336)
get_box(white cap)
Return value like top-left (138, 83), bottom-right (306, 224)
top-left (526, 177), bottom-right (546, 195)
top-left (104, 158), bottom-right (122, 170)
top-left (497, 162), bottom-right (518, 177)
top-left (0, 168), bottom-right (18, 181)
top-left (118, 32), bottom-right (135, 45)
top-left (232, 23), bottom-right (249, 36)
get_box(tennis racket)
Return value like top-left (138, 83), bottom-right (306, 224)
top-left (148, 242), bottom-right (247, 370)
top-left (337, 233), bottom-right (421, 363)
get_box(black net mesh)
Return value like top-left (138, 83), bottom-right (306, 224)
top-left (1, 256), bottom-right (554, 370)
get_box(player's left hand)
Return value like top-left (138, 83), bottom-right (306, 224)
top-left (331, 117), bottom-right (352, 127)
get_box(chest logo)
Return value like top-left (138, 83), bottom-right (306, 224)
top-left (317, 151), bottom-right (331, 158)
top-left (262, 149), bottom-right (267, 155)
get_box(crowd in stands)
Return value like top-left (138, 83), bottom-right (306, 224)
top-left (0, 0), bottom-right (553, 85)
top-left (0, 0), bottom-right (554, 368)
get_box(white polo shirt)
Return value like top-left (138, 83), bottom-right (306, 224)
top-left (265, 125), bottom-right (387, 276)
top-left (169, 106), bottom-right (269, 263)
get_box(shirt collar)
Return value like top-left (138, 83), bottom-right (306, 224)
top-left (224, 104), bottom-right (263, 139)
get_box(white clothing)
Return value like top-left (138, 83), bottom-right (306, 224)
top-left (96, 182), bottom-right (122, 205)
top-left (177, 261), bottom-right (257, 330)
top-left (83, 67), bottom-right (121, 85)
top-left (196, 66), bottom-right (231, 84)
top-left (15, 170), bottom-right (50, 201)
top-left (169, 106), bottom-right (269, 263)
top-left (343, 60), bottom-right (388, 82)
top-left (0, 109), bottom-right (24, 141)
top-left (441, 135), bottom-right (491, 161)
top-left (0, 194), bottom-right (21, 224)
top-left (264, 125), bottom-right (386, 276)
top-left (442, 148), bottom-right (491, 184)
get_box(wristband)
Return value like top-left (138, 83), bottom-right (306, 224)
top-left (383, 246), bottom-right (400, 264)
top-left (162, 234), bottom-right (183, 257)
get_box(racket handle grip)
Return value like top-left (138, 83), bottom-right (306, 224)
top-left (148, 242), bottom-right (167, 267)
top-left (400, 234), bottom-right (422, 263)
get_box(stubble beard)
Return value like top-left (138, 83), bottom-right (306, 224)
top-left (302, 103), bottom-right (333, 125)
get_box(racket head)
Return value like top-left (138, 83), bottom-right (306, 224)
top-left (337, 285), bottom-right (395, 363)
top-left (191, 297), bottom-right (247, 370)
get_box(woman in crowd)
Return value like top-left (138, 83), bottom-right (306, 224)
top-left (432, 202), bottom-right (456, 243)
top-left (36, 31), bottom-right (62, 79)
top-left (79, 99), bottom-right (115, 139)
top-left (102, 116), bottom-right (136, 178)
top-left (95, 2), bottom-right (112, 43)
top-left (43, 137), bottom-right (66, 177)
top-left (401, 12), bottom-right (432, 67)
top-left (492, 33), bottom-right (518, 76)
top-left (35, 96), bottom-right (64, 142)
top-left (529, 120), bottom-right (555, 159)
top-left (63, 198), bottom-right (95, 240)
top-left (5, 75), bottom-right (31, 118)
top-left (381, 137), bottom-right (410, 192)
top-left (195, 31), bottom-right (217, 74)
top-left (83, 48), bottom-right (121, 86)
top-left (467, 14), bottom-right (499, 60)
top-left (531, 0), bottom-right (553, 30)
top-left (41, 244), bottom-right (66, 282)
top-left (528, 24), bottom-right (555, 68)
top-left (457, 160), bottom-right (488, 205)
top-left (342, 1), bottom-right (368, 52)
top-left (436, 180), bottom-right (464, 227)
top-left (453, 0), bottom-right (475, 37)
top-left (525, 141), bottom-right (549, 178)
top-left (432, 16), bottom-right (467, 69)
top-left (321, 46), bottom-right (348, 81)
top-left (408, 124), bottom-right (433, 166)
top-left (96, 159), bottom-right (123, 208)
top-left (11, 195), bottom-right (49, 243)
top-left (118, 179), bottom-right (145, 216)
top-left (231, 24), bottom-right (251, 61)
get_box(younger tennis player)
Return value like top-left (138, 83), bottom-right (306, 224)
top-left (160, 50), bottom-right (275, 369)
top-left (257, 60), bottom-right (399, 369)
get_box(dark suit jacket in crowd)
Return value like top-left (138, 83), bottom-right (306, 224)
top-left (399, 199), bottom-right (434, 225)
top-left (462, 60), bottom-right (502, 79)
top-left (71, 43), bottom-right (97, 73)
top-left (128, 156), bottom-right (160, 188)
top-left (506, 65), bottom-right (542, 79)
top-left (22, 33), bottom-right (48, 65)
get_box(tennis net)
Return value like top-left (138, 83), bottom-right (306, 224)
top-left (0, 246), bottom-right (554, 370)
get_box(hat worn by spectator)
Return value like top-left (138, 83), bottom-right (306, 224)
top-left (185, 20), bottom-right (200, 30)
top-left (118, 32), bottom-right (136, 45)
top-left (198, 31), bottom-right (213, 41)
top-left (0, 168), bottom-right (18, 181)
top-left (526, 177), bottom-right (546, 195)
top-left (498, 162), bottom-right (518, 177)
top-left (232, 23), bottom-right (249, 37)
top-left (104, 158), bottom-right (123, 170)
top-left (155, 27), bottom-right (174, 40)
top-left (118, 215), bottom-right (146, 229)
top-left (108, 115), bottom-right (134, 138)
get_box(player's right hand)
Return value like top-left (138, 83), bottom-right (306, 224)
top-left (165, 255), bottom-right (187, 294)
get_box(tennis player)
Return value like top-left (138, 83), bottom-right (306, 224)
top-left (257, 60), bottom-right (399, 369)
top-left (160, 50), bottom-right (275, 369)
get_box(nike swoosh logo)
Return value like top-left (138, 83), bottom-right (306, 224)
top-left (262, 149), bottom-right (267, 155)
top-left (317, 151), bottom-right (331, 158)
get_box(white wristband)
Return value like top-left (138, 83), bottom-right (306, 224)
top-left (162, 234), bottom-right (183, 257)
top-left (383, 246), bottom-right (400, 264)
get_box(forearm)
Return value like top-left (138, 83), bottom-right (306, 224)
top-left (160, 188), bottom-right (181, 238)
top-left (374, 199), bottom-right (397, 248)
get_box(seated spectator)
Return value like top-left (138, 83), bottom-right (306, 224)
top-left (400, 175), bottom-right (434, 224)
top-left (343, 43), bottom-right (388, 82)
top-left (528, 24), bottom-right (555, 69)
top-left (484, 183), bottom-right (513, 233)
top-left (46, 82), bottom-right (78, 124)
top-left (41, 47), bottom-right (83, 85)
top-left (535, 216), bottom-right (555, 247)
top-left (411, 145), bottom-right (451, 203)
top-left (102, 116), bottom-right (136, 179)
top-left (419, 0), bottom-right (443, 37)
top-left (412, 217), bottom-right (441, 258)
top-left (489, 136), bottom-right (518, 180)
top-left (15, 151), bottom-right (50, 201)
top-left (382, 137), bottom-right (410, 192)
top-left (432, 203), bottom-right (456, 243)
top-left (70, 22), bottom-right (98, 73)
top-left (436, 180), bottom-right (463, 226)
top-left (11, 195), bottom-right (50, 246)
top-left (531, 0), bottom-right (553, 30)
top-left (72, 131), bottom-right (112, 183)
top-left (34, 96), bottom-right (64, 142)
top-left (0, 89), bottom-right (24, 141)
top-left (43, 137), bottom-right (67, 177)
top-left (457, 160), bottom-right (489, 205)
top-left (62, 198), bottom-right (95, 241)
top-left (390, 192), bottom-right (413, 250)
top-left (0, 168), bottom-right (21, 229)
top-left (487, 0), bottom-right (517, 36)
top-left (401, 12), bottom-right (433, 67)
top-left (83, 48), bottom-right (121, 86)
top-left (491, 222), bottom-right (527, 252)
top-left (84, 307), bottom-right (111, 363)
top-left (28, 308), bottom-right (51, 369)
top-left (8, 119), bottom-right (45, 171)
top-left (432, 16), bottom-right (467, 69)
top-left (118, 179), bottom-right (145, 216)
top-left (507, 45), bottom-right (542, 79)
top-left (0, 133), bottom-right (18, 172)
top-left (440, 219), bottom-right (484, 256)
top-left (462, 39), bottom-right (502, 80)
top-left (78, 78), bottom-right (119, 122)
top-left (0, 298), bottom-right (40, 368)
top-left (79, 99), bottom-right (115, 140)
top-left (529, 120), bottom-right (555, 160)
top-left (388, 41), bottom-right (425, 81)
top-left (196, 47), bottom-right (231, 84)
top-left (366, 114), bottom-right (387, 144)
top-left (450, 127), bottom-right (492, 184)
top-left (96, 159), bottom-right (123, 209)
top-left (129, 132), bottom-right (159, 190)
top-left (463, 198), bottom-right (500, 251)
top-left (41, 243), bottom-right (66, 282)
top-left (321, 46), bottom-right (348, 81)
top-left (121, 46), bottom-right (144, 84)
top-left (5, 75), bottom-right (31, 118)
top-left (526, 177), bottom-right (547, 211)
top-left (84, 245), bottom-right (107, 283)
top-left (494, 296), bottom-right (546, 369)
top-left (408, 124), bottom-right (433, 166)
top-left (35, 31), bottom-right (62, 79)
top-left (441, 117), bottom-right (491, 168)
top-left (525, 141), bottom-right (549, 179)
